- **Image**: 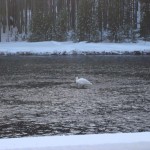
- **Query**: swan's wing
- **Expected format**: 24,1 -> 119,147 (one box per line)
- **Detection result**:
78,78 -> 92,84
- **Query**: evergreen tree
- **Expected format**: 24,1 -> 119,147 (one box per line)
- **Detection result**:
0,0 -> 2,42
54,8 -> 68,41
108,0 -> 123,42
140,0 -> 150,40
97,0 -> 104,41
77,0 -> 99,42
77,0 -> 89,41
28,11 -> 52,42
89,0 -> 100,42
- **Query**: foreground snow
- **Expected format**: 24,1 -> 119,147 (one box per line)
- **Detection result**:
0,132 -> 150,150
0,41 -> 150,55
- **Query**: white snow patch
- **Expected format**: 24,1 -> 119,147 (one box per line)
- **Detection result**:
0,132 -> 150,150
0,41 -> 150,55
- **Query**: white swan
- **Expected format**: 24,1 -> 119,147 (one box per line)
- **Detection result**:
75,77 -> 92,88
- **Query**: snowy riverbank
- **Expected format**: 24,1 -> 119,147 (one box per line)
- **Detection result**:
0,132 -> 150,150
0,41 -> 150,55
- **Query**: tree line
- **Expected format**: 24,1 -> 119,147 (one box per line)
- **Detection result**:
0,0 -> 150,42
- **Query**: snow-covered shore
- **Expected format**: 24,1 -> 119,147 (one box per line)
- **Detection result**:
0,41 -> 150,55
0,132 -> 150,150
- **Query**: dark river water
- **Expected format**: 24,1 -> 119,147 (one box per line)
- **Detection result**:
0,55 -> 150,138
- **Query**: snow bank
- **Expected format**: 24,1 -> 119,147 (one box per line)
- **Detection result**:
0,132 -> 150,150
0,41 -> 150,55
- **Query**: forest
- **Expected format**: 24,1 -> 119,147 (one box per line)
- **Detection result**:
0,0 -> 150,42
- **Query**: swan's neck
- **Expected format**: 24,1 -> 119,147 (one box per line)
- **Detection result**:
75,77 -> 78,81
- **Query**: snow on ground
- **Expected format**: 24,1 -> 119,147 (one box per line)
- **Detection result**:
0,41 -> 150,55
0,132 -> 150,150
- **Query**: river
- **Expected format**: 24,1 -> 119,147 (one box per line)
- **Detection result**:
0,55 -> 150,138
